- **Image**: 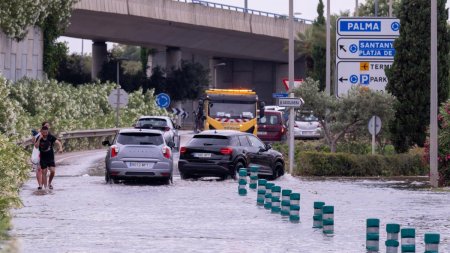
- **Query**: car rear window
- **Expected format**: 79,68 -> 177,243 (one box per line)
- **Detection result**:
258,115 -> 280,125
117,132 -> 164,145
137,118 -> 167,127
188,135 -> 231,146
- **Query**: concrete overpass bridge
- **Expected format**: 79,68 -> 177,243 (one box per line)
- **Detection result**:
65,0 -> 311,104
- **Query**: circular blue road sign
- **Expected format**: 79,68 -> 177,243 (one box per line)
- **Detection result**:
156,93 -> 171,108
350,75 -> 358,84
391,22 -> 400,31
349,44 -> 358,53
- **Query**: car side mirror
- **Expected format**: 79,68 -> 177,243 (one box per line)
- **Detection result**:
266,143 -> 272,150
168,141 -> 176,149
102,140 -> 111,146
176,125 -> 181,130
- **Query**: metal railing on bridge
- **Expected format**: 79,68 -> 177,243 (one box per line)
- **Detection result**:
174,0 -> 313,24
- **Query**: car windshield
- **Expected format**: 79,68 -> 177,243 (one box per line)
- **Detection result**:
296,113 -> 318,122
117,132 -> 164,145
209,101 -> 255,119
137,118 -> 167,127
258,115 -> 280,125
188,135 -> 230,146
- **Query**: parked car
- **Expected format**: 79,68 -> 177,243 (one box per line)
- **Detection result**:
294,111 -> 323,139
134,116 -> 179,149
102,128 -> 174,184
178,130 -> 285,180
257,110 -> 287,142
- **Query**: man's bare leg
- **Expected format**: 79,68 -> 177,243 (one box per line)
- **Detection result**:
36,166 -> 43,189
41,168 -> 48,189
48,167 -> 55,189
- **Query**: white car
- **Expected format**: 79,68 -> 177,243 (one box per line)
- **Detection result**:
135,116 -> 180,149
294,112 -> 323,139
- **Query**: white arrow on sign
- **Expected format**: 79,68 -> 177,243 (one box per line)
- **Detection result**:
337,61 -> 393,96
337,38 -> 396,60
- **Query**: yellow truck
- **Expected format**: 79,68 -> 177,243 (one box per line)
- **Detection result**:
194,89 -> 265,135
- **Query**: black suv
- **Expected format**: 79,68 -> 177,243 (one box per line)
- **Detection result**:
178,130 -> 285,180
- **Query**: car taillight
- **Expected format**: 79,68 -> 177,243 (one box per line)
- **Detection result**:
111,145 -> 119,158
220,147 -> 233,155
281,126 -> 286,134
162,146 -> 171,159
180,146 -> 187,154
164,126 -> 170,132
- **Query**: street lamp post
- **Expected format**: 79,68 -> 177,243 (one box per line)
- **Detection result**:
430,0 -> 438,187
214,63 -> 226,89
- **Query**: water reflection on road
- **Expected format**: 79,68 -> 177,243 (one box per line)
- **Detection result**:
11,151 -> 450,253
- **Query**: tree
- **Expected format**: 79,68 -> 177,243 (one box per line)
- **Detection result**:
293,78 -> 396,152
310,0 -> 326,91
386,0 -> 450,153
358,0 -> 401,17
296,11 -> 348,94
164,61 -> 210,101
57,53 -> 92,85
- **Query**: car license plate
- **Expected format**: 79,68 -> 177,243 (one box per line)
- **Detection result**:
259,131 -> 267,135
127,162 -> 154,168
301,131 -> 314,135
193,153 -> 211,158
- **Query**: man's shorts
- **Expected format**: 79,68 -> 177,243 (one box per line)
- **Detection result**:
40,158 -> 55,169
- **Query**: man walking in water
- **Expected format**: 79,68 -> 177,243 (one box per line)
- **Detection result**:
34,125 -> 63,190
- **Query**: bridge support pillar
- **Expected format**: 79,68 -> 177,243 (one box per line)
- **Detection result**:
166,47 -> 181,70
91,41 -> 107,81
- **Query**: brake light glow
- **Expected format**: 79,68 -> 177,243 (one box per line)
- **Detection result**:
164,126 -> 170,132
162,146 -> 171,159
180,147 -> 187,154
111,145 -> 119,158
220,147 -> 233,155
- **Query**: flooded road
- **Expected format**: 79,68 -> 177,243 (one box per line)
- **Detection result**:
11,134 -> 450,252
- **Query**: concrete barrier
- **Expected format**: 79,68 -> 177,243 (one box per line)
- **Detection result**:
424,233 -> 440,253
270,186 -> 281,213
366,218 -> 380,252
249,165 -> 259,189
400,228 -> 415,252
238,168 -> 247,196
289,193 -> 300,222
386,223 -> 400,253
256,179 -> 267,206
313,201 -> 325,228
322,205 -> 334,234
264,183 -> 274,209
280,189 -> 292,217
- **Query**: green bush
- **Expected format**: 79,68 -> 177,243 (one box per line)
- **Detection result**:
0,134 -> 29,239
295,151 -> 427,177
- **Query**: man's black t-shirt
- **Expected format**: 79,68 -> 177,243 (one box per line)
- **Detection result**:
38,134 -> 57,158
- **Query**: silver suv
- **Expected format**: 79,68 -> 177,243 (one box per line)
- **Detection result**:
102,129 -> 174,184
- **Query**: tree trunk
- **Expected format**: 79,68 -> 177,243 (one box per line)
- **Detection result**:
330,141 -> 337,153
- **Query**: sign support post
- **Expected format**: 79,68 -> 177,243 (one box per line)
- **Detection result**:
372,117 -> 376,155
288,0 -> 295,175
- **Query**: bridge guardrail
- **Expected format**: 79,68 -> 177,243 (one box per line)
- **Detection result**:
18,128 -> 120,147
174,0 -> 313,24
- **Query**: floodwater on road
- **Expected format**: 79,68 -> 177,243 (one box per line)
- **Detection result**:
11,150 -> 450,253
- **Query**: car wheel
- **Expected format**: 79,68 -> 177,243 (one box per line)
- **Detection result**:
180,173 -> 190,180
233,161 -> 245,180
270,162 -> 284,180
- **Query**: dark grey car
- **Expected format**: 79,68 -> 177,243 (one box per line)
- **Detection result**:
102,129 -> 174,184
